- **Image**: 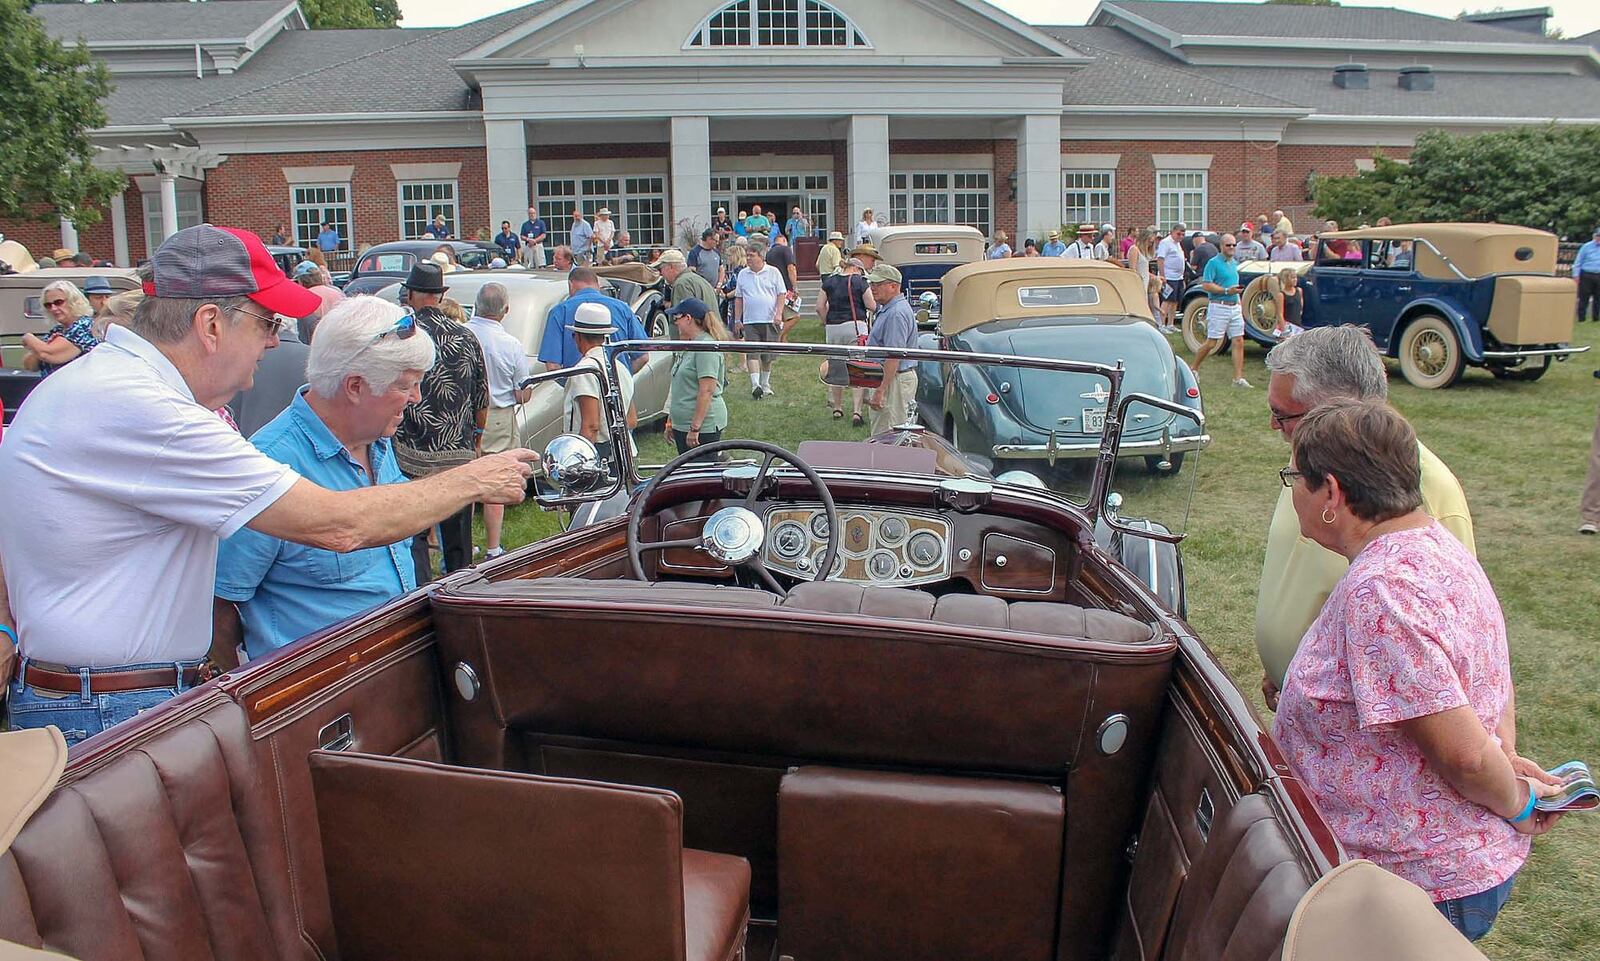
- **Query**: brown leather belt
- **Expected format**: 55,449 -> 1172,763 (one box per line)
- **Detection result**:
22,661 -> 209,695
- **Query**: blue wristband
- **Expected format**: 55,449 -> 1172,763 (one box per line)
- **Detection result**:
1508,779 -> 1537,823
0,624 -> 16,646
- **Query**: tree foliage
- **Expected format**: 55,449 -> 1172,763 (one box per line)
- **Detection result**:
0,0 -> 124,226
1311,125 -> 1600,240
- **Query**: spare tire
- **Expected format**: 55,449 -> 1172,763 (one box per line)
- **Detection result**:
1241,275 -> 1280,338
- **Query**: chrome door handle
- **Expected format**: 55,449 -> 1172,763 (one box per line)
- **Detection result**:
318,713 -> 354,751
1396,285 -> 1411,292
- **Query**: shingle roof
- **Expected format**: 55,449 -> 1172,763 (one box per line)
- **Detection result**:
1043,25 -> 1300,110
1099,0 -> 1561,44
1193,65 -> 1600,119
38,0 -> 295,44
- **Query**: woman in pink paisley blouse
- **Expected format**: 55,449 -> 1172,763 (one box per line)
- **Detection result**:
1272,399 -> 1565,942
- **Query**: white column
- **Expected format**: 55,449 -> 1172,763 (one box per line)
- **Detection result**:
109,190 -> 131,267
59,216 -> 79,254
158,172 -> 180,241
847,114 -> 890,229
485,118 -> 529,228
669,115 -> 711,248
1015,113 -> 1063,243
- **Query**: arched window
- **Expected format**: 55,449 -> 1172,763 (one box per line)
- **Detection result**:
685,0 -> 870,49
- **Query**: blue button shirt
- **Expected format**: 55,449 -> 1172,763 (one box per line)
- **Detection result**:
316,229 -> 340,252
537,287 -> 647,370
1041,240 -> 1066,257
570,219 -> 595,257
215,389 -> 415,659
1574,239 -> 1600,279
1202,254 -> 1241,304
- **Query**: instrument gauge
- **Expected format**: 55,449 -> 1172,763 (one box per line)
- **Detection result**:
772,521 -> 809,560
878,515 -> 909,546
907,531 -> 944,570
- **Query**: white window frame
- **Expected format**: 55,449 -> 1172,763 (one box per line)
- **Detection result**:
291,183 -> 353,252
141,187 -> 204,256
536,174 -> 668,248
1156,170 -> 1207,233
1063,170 -> 1115,230
889,170 -> 991,237
396,180 -> 459,239
683,0 -> 871,50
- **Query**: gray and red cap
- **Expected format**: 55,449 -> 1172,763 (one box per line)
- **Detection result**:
145,224 -> 322,319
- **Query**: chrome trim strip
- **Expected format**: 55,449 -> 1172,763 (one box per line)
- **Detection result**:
1480,345 -> 1590,359
992,434 -> 1212,460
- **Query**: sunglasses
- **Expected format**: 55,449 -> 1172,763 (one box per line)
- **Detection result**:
364,311 -> 418,347
43,299 -> 67,309
1222,244 -> 1237,249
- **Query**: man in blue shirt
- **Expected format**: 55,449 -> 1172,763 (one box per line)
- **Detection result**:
316,222 -> 341,253
538,266 -> 647,372
494,220 -> 521,261
569,209 -> 595,264
783,205 -> 811,242
864,263 -> 920,434
1574,226 -> 1600,323
1041,230 -> 1066,257
520,205 -> 548,268
1190,233 -> 1251,388
213,297 -> 438,663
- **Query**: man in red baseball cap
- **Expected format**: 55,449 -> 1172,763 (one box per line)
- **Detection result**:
0,224 -> 539,744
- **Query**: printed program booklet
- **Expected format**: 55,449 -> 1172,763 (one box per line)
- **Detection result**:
1536,761 -> 1597,813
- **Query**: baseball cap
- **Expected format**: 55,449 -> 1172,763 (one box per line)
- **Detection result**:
293,260 -> 320,279
147,224 -> 320,318
668,298 -> 709,320
651,248 -> 687,268
1239,222 -> 1254,233
866,263 -> 902,285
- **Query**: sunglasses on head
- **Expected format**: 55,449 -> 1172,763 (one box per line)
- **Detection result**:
366,311 -> 417,346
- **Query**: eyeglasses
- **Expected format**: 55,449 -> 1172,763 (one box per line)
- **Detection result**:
1278,467 -> 1306,488
232,304 -> 288,336
1221,244 -> 1237,249
1270,408 -> 1307,429
43,299 -> 67,309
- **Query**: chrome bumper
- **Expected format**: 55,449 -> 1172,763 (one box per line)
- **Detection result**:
992,433 -> 1212,461
1479,345 -> 1591,360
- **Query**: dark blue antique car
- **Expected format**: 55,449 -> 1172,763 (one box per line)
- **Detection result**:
917,258 -> 1208,476
1180,223 -> 1585,388
340,240 -> 502,296
867,225 -> 984,325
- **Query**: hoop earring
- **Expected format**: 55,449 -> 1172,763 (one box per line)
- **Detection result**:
1320,507 -> 1336,525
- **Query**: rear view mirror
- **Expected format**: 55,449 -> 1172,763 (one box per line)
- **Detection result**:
1103,394 -> 1207,543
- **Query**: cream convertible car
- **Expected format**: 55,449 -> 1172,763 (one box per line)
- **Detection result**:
377,266 -> 673,452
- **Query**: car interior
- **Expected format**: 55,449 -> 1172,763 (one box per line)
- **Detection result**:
0,431 -> 1332,961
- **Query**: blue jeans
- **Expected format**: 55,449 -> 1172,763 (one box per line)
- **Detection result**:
4,656 -> 202,746
1436,873 -> 1516,942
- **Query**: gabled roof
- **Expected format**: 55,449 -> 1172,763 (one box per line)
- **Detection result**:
1043,25 -> 1299,110
37,0 -> 304,44
1092,0 -> 1556,44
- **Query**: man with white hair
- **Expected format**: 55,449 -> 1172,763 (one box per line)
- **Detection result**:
212,296 -> 441,664
465,283 -> 533,561
0,226 -> 535,742
1256,325 -> 1475,710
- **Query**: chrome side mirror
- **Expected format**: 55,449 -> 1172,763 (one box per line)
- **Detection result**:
541,433 -> 606,495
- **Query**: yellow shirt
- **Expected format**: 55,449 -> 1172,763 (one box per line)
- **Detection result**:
1277,216 -> 1295,237
1255,441 -> 1475,687
816,242 -> 843,277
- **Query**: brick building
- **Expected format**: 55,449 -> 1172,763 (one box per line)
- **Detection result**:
13,0 -> 1600,264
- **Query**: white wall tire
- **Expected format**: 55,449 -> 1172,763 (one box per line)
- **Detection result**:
1181,298 -> 1209,354
1397,314 -> 1465,389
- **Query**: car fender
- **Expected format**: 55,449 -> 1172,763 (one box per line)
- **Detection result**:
1093,516 -> 1186,617
946,364 -> 1019,444
1173,359 -> 1202,411
915,332 -> 947,424
1391,298 -> 1484,361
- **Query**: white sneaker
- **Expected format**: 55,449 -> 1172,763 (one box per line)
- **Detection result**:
1581,522 -> 1598,535
762,386 -> 776,397
1233,377 -> 1253,388
485,547 -> 506,560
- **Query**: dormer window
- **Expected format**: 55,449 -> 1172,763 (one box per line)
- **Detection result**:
685,0 -> 870,49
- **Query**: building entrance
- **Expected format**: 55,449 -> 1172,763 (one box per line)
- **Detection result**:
738,195 -> 799,237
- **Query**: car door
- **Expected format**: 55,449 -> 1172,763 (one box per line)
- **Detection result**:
1304,242 -> 1364,327
1354,240 -> 1416,349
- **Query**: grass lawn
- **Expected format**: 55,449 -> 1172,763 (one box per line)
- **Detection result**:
479,319 -> 1600,955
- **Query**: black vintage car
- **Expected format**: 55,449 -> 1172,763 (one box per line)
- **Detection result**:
339,240 -> 502,296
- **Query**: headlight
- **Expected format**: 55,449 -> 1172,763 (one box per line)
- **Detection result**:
918,291 -> 940,310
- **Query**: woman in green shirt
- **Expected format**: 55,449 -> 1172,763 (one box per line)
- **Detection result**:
664,298 -> 729,454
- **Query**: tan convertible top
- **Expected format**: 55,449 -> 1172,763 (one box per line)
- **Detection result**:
1320,222 -> 1558,279
938,258 -> 1151,334
591,262 -> 661,286
868,225 -> 985,264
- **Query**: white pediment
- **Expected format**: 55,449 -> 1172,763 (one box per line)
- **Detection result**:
461,0 -> 1082,63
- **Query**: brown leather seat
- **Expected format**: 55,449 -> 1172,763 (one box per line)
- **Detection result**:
0,693 -> 310,961
311,750 -> 749,961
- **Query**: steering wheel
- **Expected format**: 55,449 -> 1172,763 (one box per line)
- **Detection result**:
627,439 -> 839,597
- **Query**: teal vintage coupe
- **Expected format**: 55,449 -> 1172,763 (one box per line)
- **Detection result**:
917,258 -> 1209,477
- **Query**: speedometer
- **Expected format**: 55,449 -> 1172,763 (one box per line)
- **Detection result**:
772,521 -> 809,560
907,531 -> 944,570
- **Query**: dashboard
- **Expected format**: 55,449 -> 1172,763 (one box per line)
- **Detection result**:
764,505 -> 952,586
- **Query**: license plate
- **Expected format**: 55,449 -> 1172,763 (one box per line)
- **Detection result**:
1082,407 -> 1106,432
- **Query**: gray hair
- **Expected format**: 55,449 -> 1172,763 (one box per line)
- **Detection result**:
1264,324 -> 1388,403
474,282 -> 509,319
41,281 -> 92,320
131,295 -> 254,345
306,295 -> 436,398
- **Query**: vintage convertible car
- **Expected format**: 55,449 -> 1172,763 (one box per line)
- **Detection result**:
374,268 -> 671,453
866,224 -> 985,323
341,240 -> 503,296
917,258 -> 1207,477
0,339 -> 1494,961
1178,223 -> 1586,389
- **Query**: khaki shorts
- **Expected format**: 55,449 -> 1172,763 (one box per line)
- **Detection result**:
481,405 -> 519,454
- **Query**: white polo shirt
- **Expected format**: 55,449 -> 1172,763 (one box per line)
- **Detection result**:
0,325 -> 299,667
466,314 -> 532,409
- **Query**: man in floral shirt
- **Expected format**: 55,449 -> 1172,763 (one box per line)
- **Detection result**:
393,261 -> 488,582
